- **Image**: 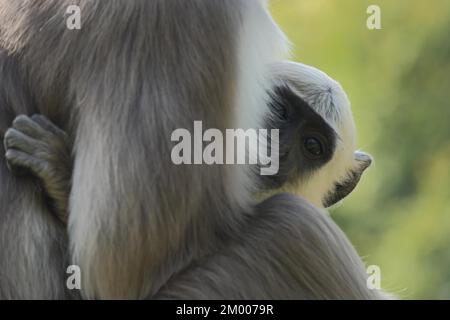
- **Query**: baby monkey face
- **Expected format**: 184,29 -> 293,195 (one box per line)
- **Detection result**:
263,62 -> 372,208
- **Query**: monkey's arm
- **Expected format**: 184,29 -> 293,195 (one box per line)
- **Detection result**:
4,114 -> 71,224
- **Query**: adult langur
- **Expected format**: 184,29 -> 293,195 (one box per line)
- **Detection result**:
3,54 -> 385,299
0,0 -> 390,299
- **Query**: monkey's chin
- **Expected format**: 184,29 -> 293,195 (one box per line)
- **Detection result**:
324,199 -> 345,210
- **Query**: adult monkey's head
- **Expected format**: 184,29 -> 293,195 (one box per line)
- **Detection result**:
260,61 -> 372,208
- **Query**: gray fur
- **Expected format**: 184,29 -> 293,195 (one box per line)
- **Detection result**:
4,114 -> 72,223
157,193 -> 382,299
3,121 -> 386,299
0,0 -> 386,299
1,0 -> 244,299
0,49 -> 73,299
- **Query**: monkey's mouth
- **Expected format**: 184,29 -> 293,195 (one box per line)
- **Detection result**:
322,152 -> 372,208
323,170 -> 364,208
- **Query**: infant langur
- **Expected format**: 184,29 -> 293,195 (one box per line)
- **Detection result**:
4,61 -> 372,224
259,61 -> 372,209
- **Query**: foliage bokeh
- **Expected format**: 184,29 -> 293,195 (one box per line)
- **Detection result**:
271,0 -> 450,299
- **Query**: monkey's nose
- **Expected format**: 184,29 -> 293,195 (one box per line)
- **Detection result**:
354,151 -> 373,171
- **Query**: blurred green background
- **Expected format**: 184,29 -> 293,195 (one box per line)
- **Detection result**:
271,0 -> 450,299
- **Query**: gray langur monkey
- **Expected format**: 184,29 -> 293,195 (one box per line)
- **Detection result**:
3,59 -> 385,299
0,0 -> 288,299
0,0 -> 387,299
260,61 -> 373,208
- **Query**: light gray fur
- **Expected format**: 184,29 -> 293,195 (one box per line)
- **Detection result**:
0,0 -> 246,299
157,193 -> 381,299
3,111 -> 387,300
0,0 -> 387,299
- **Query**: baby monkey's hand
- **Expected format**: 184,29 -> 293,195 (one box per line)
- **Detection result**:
4,114 -> 72,224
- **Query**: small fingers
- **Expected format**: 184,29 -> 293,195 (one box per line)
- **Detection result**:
12,114 -> 50,139
31,114 -> 68,140
4,127 -> 46,155
5,149 -> 47,177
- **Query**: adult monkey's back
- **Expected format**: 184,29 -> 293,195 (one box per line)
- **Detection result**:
0,1 -> 288,298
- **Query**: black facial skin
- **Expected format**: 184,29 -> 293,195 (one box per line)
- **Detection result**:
260,85 -> 337,191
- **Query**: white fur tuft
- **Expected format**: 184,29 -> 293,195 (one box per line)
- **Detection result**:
227,0 -> 290,209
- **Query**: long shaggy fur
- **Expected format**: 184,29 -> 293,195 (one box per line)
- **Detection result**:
0,0 -> 289,299
0,0 -> 386,299
157,193 -> 382,299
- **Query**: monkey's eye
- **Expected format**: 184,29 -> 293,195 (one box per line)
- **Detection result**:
303,136 -> 325,158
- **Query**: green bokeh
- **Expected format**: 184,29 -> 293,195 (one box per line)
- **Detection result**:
271,0 -> 450,299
